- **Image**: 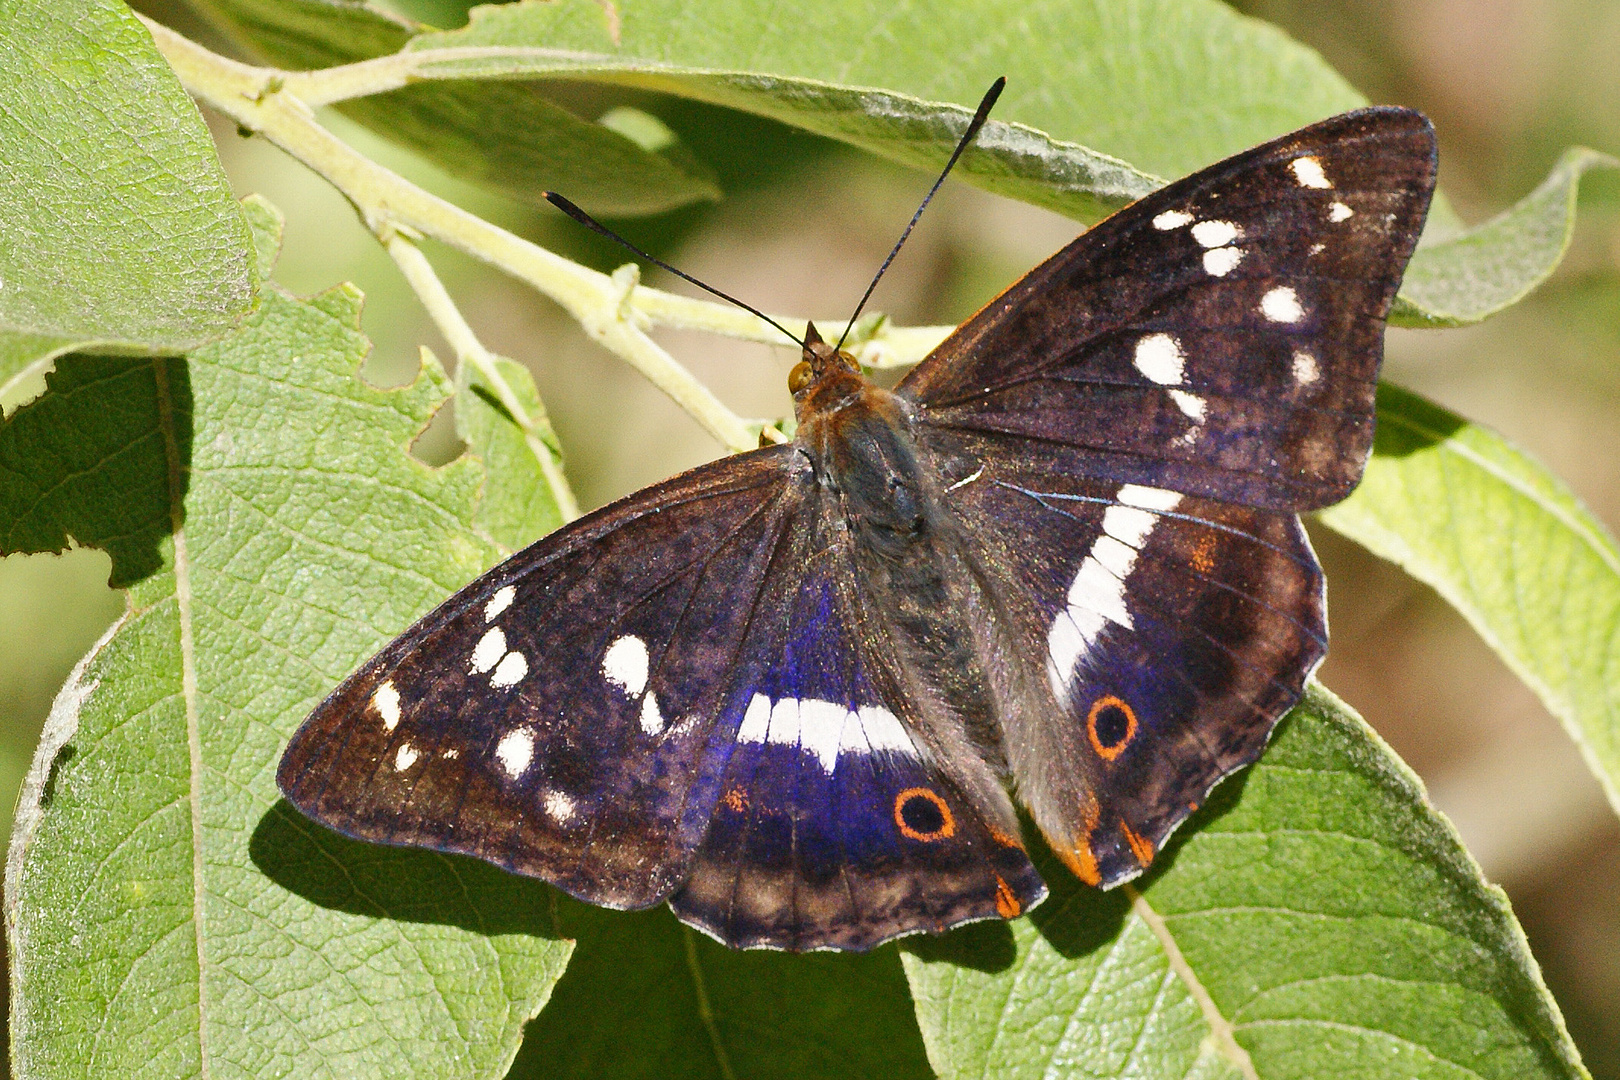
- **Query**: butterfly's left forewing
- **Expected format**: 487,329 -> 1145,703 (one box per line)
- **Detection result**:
279,446 -> 805,909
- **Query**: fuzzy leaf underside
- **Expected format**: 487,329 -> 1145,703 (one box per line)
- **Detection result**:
0,0 -> 254,355
903,685 -> 1586,1080
1322,383 -> 1620,821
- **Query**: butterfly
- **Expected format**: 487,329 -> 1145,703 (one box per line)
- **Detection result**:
278,103 -> 1437,952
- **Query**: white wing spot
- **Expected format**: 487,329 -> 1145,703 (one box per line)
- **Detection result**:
491,651 -> 528,688
640,693 -> 667,736
441,748 -> 460,760
852,706 -> 915,756
1152,209 -> 1193,230
795,699 -> 847,774
1169,388 -> 1207,422
1046,485 -> 1183,696
1328,201 -> 1354,222
1202,247 -> 1243,277
470,627 -> 506,674
738,693 -> 772,743
1290,155 -> 1333,188
495,728 -> 535,778
736,694 -> 918,774
1261,286 -> 1305,323
393,743 -> 420,772
371,681 -> 401,731
1133,333 -> 1184,385
1309,242 -> 1326,255
1292,350 -> 1321,384
545,789 -> 576,822
946,465 -> 985,493
602,635 -> 649,697
1119,484 -> 1184,512
484,586 -> 516,622
1190,220 -> 1240,248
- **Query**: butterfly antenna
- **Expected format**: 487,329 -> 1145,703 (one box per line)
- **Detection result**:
834,76 -> 1006,353
542,192 -> 806,349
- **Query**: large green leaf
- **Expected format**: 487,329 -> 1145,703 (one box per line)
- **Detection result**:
903,685 -> 1586,1080
0,0 -> 254,356
401,0 -> 1356,222
176,0 -> 1608,326
1320,383 -> 1620,817
4,277 -> 570,1077
456,354 -> 568,552
508,902 -> 934,1079
189,0 -> 722,215
1394,148 -> 1619,326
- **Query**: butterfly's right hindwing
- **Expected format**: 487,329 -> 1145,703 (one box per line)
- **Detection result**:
278,446 -> 802,910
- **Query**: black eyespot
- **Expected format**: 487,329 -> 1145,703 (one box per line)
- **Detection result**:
894,788 -> 956,841
1086,695 -> 1138,761
1093,704 -> 1130,748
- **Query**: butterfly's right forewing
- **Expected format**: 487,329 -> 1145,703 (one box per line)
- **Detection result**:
902,108 -> 1437,512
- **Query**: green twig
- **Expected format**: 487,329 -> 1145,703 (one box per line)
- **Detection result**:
141,17 -> 952,458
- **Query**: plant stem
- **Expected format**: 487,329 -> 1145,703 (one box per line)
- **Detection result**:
383,230 -> 581,522
141,17 -> 953,456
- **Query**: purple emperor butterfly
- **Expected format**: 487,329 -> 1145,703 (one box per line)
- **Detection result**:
279,99 -> 1436,951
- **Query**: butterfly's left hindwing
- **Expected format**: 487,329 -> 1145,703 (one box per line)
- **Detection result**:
669,501 -> 1045,951
279,446 -> 803,910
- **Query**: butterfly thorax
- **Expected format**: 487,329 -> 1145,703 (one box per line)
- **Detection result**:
790,329 -> 1017,796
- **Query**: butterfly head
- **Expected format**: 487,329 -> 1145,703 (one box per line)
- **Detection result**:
789,321 -> 866,421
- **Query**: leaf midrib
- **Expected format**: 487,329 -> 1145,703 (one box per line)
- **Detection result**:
155,354 -> 213,1080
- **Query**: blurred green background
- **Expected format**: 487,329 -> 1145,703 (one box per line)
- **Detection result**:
3,0 -> 1617,1073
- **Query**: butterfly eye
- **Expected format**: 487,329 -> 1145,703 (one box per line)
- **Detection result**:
788,360 -> 814,393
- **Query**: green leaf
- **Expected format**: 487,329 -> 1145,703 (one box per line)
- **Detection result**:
190,0 -> 723,215
1393,148 -> 1620,326
239,193 -> 287,285
1321,382 -> 1620,818
4,283 -> 570,1078
0,355 -> 189,588
903,685 -> 1586,1080
401,0 -> 1573,322
508,902 -> 934,1079
456,355 -> 567,553
0,0 -> 255,354
411,0 -> 1365,189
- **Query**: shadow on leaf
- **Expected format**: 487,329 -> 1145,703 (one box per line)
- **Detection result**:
511,899 -> 934,1080
1370,382 -> 1467,459
0,355 -> 191,587
251,799 -> 564,939
900,914 -> 1019,971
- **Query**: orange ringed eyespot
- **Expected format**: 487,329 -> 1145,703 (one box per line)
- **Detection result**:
894,787 -> 956,842
1086,695 -> 1137,761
